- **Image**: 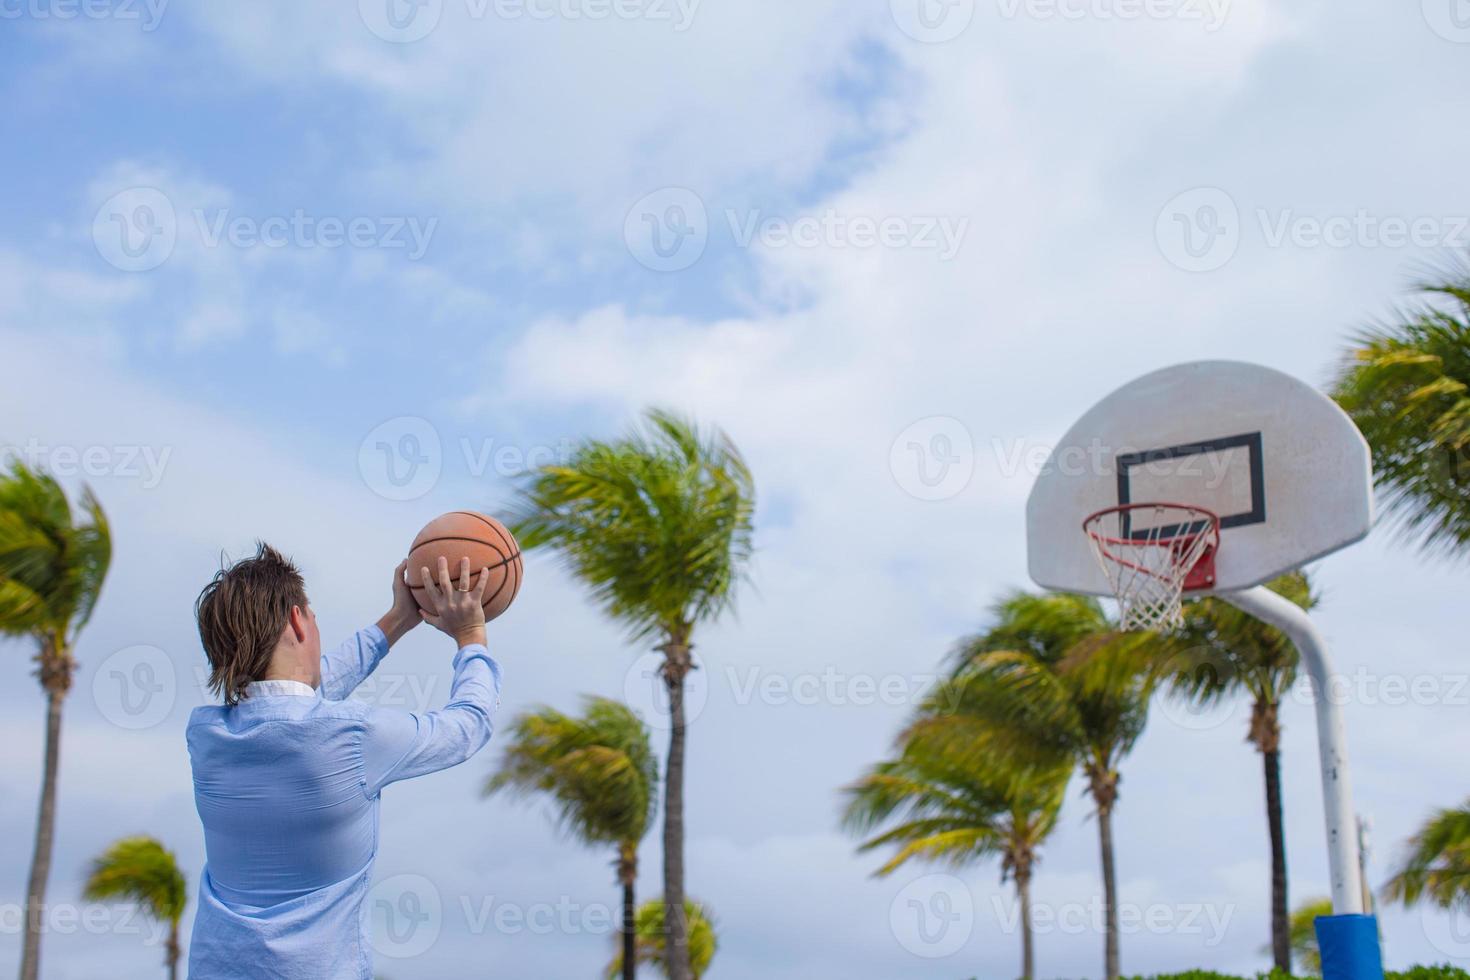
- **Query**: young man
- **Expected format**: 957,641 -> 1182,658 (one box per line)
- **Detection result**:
186,543 -> 502,978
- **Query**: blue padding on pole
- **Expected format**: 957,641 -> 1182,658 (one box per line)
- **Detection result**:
1316,914 -> 1384,980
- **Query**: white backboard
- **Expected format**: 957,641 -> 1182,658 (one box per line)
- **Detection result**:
1026,360 -> 1373,596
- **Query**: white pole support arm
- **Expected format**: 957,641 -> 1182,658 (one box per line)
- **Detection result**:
1220,585 -> 1365,915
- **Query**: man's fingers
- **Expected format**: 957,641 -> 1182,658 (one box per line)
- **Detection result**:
437,556 -> 455,596
419,609 -> 443,628
475,567 -> 492,601
457,557 -> 471,593
420,565 -> 443,610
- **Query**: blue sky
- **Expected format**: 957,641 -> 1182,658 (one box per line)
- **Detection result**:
3,1 -> 1470,977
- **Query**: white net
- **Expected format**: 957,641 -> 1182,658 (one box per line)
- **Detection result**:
1083,504 -> 1218,632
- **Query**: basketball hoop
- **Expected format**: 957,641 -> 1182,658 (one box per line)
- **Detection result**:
1082,503 -> 1219,632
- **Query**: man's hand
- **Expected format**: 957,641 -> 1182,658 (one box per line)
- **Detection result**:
419,556 -> 490,649
376,559 -> 421,647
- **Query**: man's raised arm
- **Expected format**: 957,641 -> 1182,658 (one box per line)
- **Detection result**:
320,560 -> 420,700
359,556 -> 502,793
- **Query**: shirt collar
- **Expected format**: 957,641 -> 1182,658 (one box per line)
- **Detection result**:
245,679 -> 318,699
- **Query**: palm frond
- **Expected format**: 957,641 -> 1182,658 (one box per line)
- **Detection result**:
606,899 -> 718,980
842,715 -> 1070,881
1167,572 -> 1316,706
506,409 -> 755,641
1333,257 -> 1470,558
0,461 -> 112,644
486,697 -> 658,848
1384,798 -> 1470,910
82,836 -> 186,926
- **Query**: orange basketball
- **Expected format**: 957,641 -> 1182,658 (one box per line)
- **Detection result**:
407,511 -> 523,622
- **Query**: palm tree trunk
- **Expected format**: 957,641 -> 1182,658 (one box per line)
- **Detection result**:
619,845 -> 638,980
622,878 -> 637,980
167,921 -> 181,980
1097,801 -> 1120,980
1257,702 -> 1290,972
660,637 -> 693,980
20,680 -> 66,980
1015,870 -> 1035,980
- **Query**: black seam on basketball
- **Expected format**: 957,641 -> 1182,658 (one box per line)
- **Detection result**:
506,553 -> 522,603
480,547 -> 515,607
411,534 -> 512,557
447,511 -> 519,557
408,551 -> 521,589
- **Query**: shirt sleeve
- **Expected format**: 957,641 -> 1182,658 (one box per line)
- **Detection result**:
361,644 -> 502,796
319,626 -> 390,702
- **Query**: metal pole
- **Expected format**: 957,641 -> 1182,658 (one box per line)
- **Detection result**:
1220,585 -> 1365,915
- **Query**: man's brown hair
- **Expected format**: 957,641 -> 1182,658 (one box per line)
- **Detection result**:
195,543 -> 309,706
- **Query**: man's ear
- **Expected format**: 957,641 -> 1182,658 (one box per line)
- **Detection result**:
288,605 -> 310,643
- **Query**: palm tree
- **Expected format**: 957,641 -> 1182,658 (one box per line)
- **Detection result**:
841,736 -> 1069,979
0,462 -> 112,980
1284,896 -> 1333,975
507,409 -> 755,980
82,836 -> 187,980
911,591 -> 1159,980
1384,798 -> 1470,912
1332,257 -> 1470,557
605,899 -> 717,980
485,697 -> 658,980
1172,572 -> 1316,972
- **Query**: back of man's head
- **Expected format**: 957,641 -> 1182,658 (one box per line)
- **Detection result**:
195,543 -> 309,706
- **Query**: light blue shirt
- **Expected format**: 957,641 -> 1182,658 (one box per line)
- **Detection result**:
186,626 -> 502,979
